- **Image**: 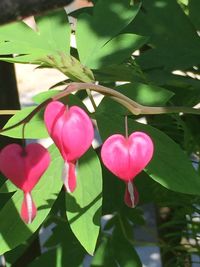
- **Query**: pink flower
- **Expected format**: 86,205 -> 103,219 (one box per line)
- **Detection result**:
44,101 -> 94,192
101,132 -> 154,207
0,143 -> 50,223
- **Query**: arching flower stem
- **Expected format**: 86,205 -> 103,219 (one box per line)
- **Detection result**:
1,82 -> 200,133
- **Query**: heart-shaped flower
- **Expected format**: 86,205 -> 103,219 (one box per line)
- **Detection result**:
0,143 -> 50,223
101,132 -> 154,207
44,101 -> 94,192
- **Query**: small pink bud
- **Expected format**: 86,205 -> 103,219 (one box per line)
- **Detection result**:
0,143 -> 50,223
44,101 -> 94,192
101,132 -> 154,207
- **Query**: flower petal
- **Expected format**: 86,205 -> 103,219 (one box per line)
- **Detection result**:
21,192 -> 37,224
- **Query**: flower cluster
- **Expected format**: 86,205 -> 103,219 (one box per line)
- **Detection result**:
0,101 -> 154,223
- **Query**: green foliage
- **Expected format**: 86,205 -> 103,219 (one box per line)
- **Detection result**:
131,0 -> 200,70
0,10 -> 71,63
66,148 -> 102,255
0,106 -> 49,139
76,0 -> 142,68
0,0 -> 200,266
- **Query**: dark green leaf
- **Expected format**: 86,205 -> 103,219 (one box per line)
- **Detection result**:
112,219 -> 142,267
189,0 -> 200,30
91,237 -> 117,267
130,0 -> 200,70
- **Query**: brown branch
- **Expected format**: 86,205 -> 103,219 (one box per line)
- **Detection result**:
1,82 -> 200,135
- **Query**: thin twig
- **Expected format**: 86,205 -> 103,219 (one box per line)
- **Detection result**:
125,115 -> 128,138
0,110 -> 19,115
1,82 -> 200,134
86,89 -> 97,111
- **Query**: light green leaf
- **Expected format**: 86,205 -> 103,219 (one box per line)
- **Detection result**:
66,148 -> 102,255
35,11 -> 71,53
96,113 -> 200,195
32,90 -> 61,104
0,145 -> 63,254
0,9 -> 94,82
0,179 -> 17,193
0,9 -> 70,63
0,106 -> 49,139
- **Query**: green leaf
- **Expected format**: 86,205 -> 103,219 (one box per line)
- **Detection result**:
0,180 -> 18,193
84,33 -> 147,69
115,82 -> 173,106
189,0 -> 200,30
0,10 -> 94,83
28,248 -> 62,267
31,219 -> 85,267
91,238 -> 117,267
35,11 -> 71,53
0,145 -> 63,254
76,0 -> 141,68
93,64 -> 141,82
32,90 -> 60,104
112,221 -> 142,267
66,148 -> 102,255
131,0 -> 200,70
0,9 -> 70,63
0,106 -> 49,139
96,113 -> 200,195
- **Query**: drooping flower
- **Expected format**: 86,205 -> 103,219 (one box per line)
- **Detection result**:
44,101 -> 94,192
0,143 -> 50,223
101,132 -> 154,208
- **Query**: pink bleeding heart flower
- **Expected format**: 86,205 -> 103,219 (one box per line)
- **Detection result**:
101,132 -> 154,208
44,101 -> 94,193
0,143 -> 50,223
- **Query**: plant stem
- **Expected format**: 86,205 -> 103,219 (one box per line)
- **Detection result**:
125,115 -> 128,138
0,110 -> 19,115
86,89 -> 97,111
1,82 -> 200,134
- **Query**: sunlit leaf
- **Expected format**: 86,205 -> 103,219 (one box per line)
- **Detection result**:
66,148 -> 102,255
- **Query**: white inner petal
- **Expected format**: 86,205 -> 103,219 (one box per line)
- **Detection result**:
26,192 -> 33,224
127,181 -> 135,208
